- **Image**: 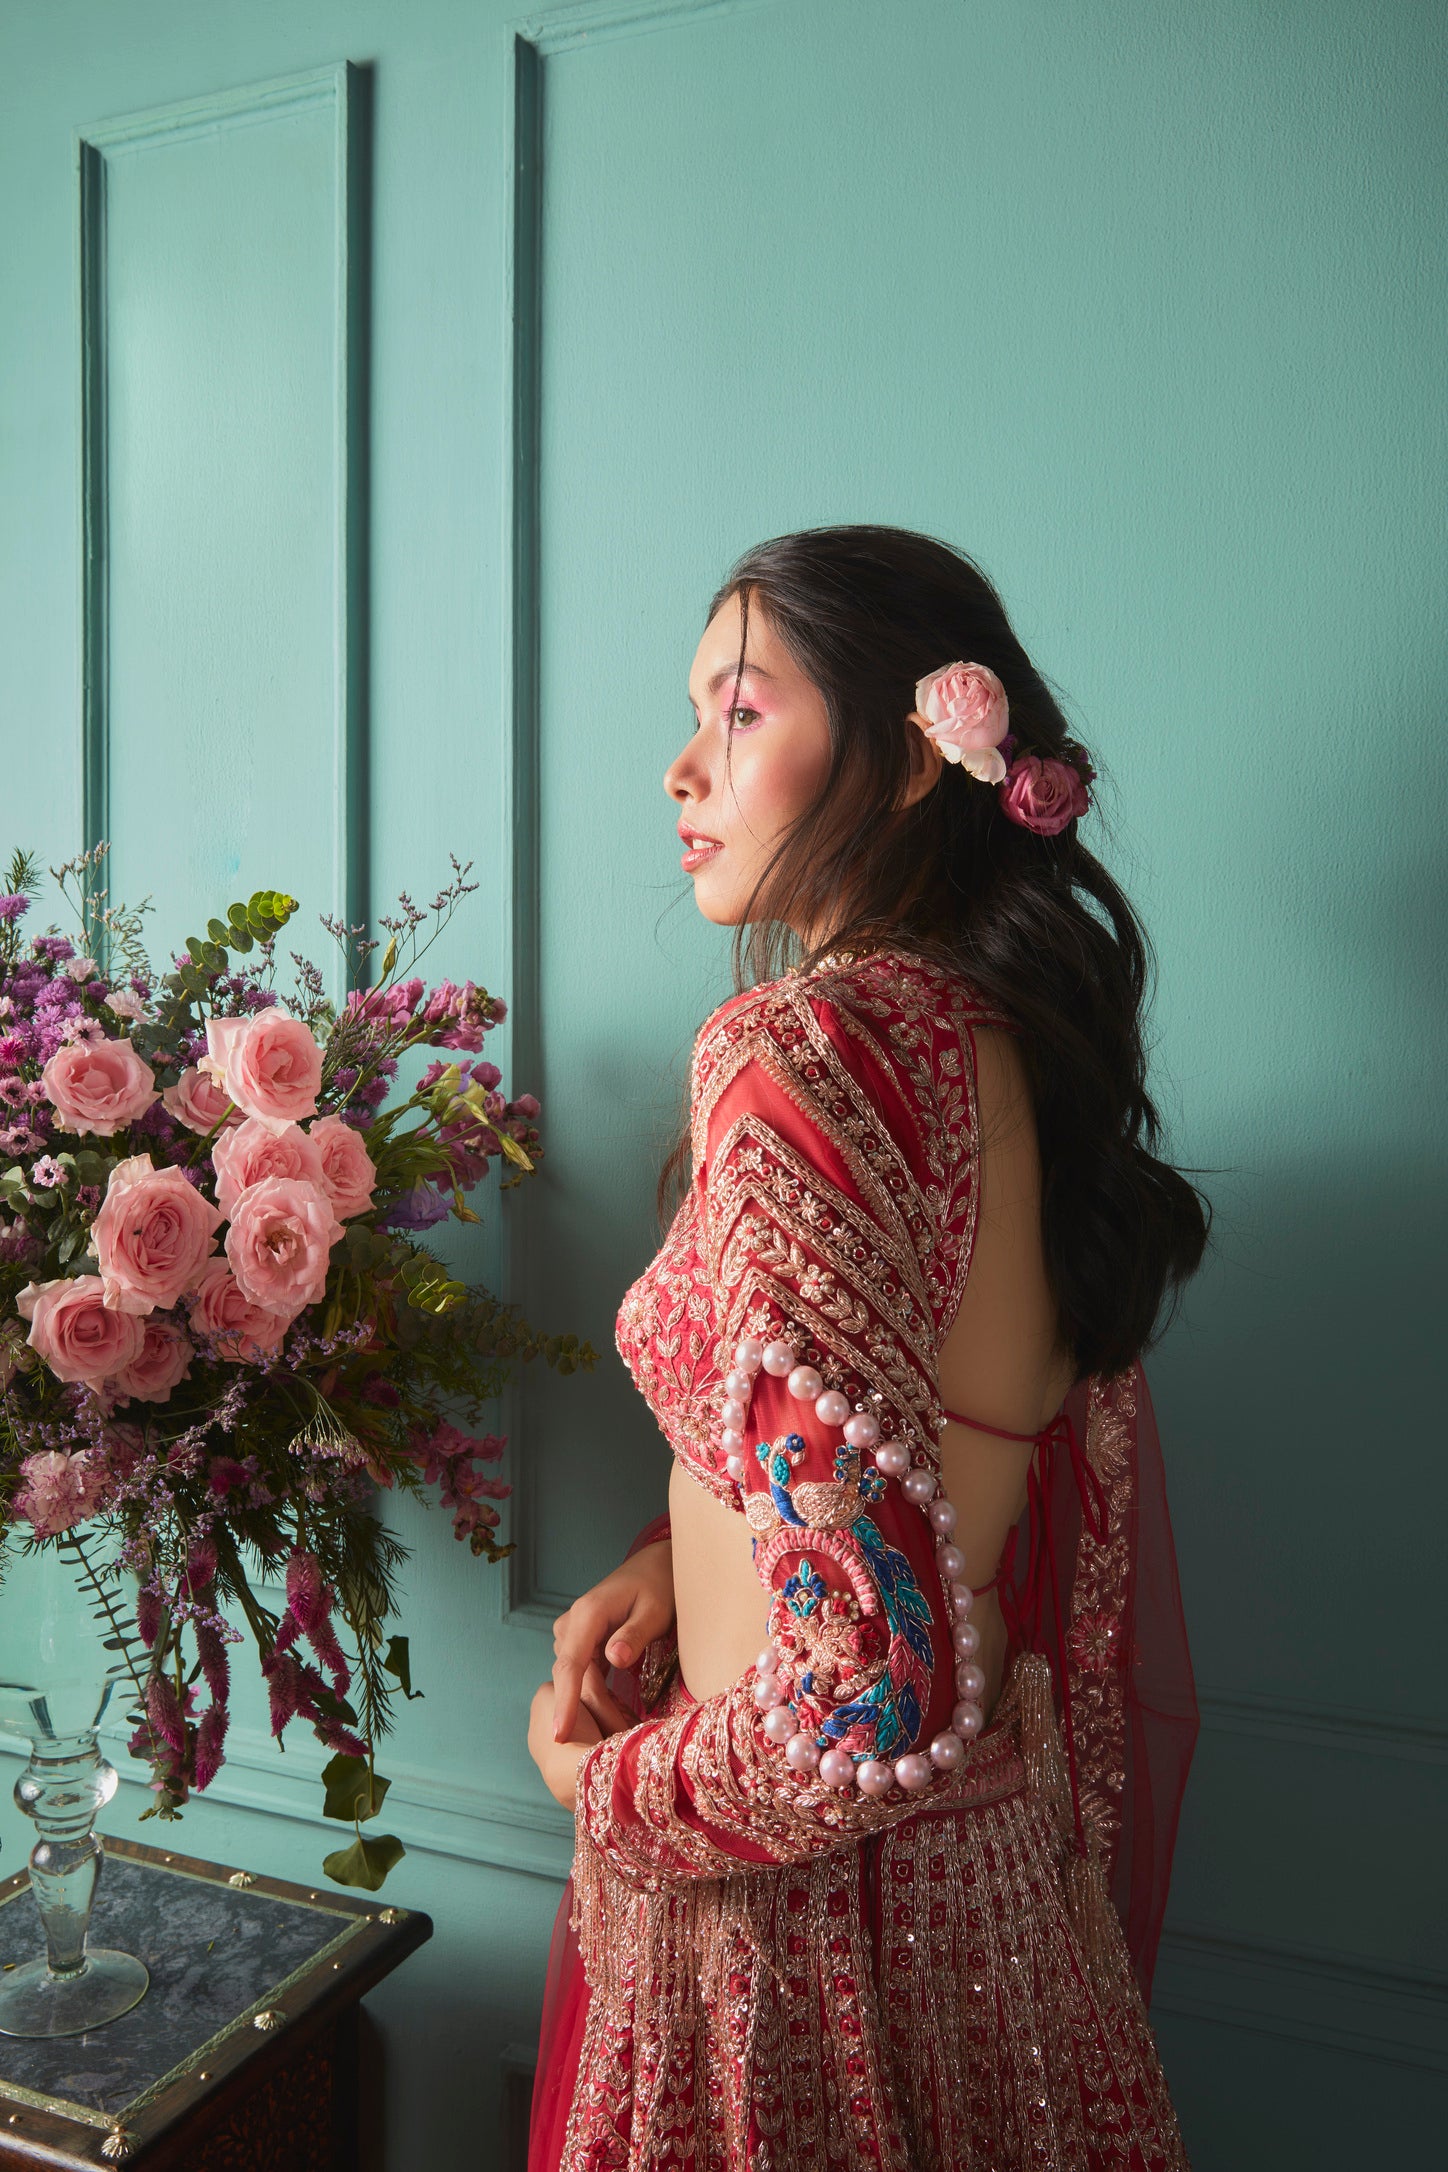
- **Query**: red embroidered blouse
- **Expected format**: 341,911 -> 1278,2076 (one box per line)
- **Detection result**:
580,944 -> 1017,1882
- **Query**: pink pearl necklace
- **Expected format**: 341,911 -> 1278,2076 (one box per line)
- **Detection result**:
721,1333 -> 985,1796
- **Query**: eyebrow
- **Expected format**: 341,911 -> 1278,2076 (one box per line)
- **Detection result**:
690,661 -> 776,707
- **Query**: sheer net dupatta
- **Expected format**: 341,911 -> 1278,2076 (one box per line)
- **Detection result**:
527,1510 -> 677,2172
1004,1362 -> 1199,2005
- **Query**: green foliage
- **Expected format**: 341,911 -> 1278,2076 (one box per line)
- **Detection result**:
323,1830 -> 406,1892
321,1751 -> 391,1823
383,1635 -> 423,1700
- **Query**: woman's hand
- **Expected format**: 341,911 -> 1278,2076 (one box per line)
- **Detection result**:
550,1536 -> 676,1741
528,1679 -> 599,1812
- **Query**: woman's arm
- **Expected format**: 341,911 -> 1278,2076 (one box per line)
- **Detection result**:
574,984 -> 987,1888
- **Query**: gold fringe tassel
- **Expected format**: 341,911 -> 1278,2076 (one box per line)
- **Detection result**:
1013,1650 -> 1141,2007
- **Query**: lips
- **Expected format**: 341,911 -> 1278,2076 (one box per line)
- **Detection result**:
678,821 -> 723,873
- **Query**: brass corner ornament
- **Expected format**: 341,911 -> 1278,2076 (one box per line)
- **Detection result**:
226,1870 -> 255,1888
377,1906 -> 405,1925
252,2008 -> 286,2033
101,2130 -> 136,2162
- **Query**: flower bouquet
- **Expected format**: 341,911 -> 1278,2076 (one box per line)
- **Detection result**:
0,847 -> 593,1892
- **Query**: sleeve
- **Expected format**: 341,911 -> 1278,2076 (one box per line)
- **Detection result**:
574,988 -> 991,1889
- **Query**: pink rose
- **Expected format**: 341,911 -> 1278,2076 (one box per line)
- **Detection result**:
911,661 -> 1011,784
162,1065 -> 236,1136
17,1275 -> 146,1385
308,1114 -> 377,1220
202,1008 -> 323,1134
93,1154 -> 224,1313
13,1449 -> 109,1536
224,1176 -> 343,1317
211,1115 -> 324,1220
110,1314 -> 193,1404
998,754 -> 1090,836
40,1036 -> 158,1136
187,1257 -> 290,1361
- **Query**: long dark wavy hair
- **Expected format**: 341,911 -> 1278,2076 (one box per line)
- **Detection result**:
659,523 -> 1210,1381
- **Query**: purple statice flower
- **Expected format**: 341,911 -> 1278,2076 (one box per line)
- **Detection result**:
0,894 -> 30,921
0,1217 -> 35,1264
377,1183 -> 451,1232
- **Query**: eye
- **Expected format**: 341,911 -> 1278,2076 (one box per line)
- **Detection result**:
728,705 -> 761,732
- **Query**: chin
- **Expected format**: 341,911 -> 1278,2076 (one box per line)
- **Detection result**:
690,871 -> 748,927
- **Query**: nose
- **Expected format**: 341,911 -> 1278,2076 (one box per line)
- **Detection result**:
664,736 -> 706,805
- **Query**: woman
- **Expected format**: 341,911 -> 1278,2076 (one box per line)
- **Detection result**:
526,525 -> 1207,2170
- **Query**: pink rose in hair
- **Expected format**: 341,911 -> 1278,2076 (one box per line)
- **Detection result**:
211,1115 -> 325,1220
187,1257 -> 290,1360
999,754 -> 1090,836
224,1175 -> 343,1317
13,1448 -> 109,1536
911,661 -> 1010,785
201,1008 -> 323,1134
93,1154 -> 224,1313
110,1314 -> 194,1405
162,1064 -> 236,1136
40,1036 -> 158,1136
18,1274 -> 146,1385
307,1114 -> 377,1220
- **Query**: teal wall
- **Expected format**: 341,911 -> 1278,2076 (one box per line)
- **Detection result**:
1,1 -> 1444,2163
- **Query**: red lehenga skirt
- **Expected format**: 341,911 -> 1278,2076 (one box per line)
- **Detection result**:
529,1368 -> 1197,2171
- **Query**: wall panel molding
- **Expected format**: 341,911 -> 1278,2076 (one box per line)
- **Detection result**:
77,60 -> 369,950
1154,1924 -> 1448,2072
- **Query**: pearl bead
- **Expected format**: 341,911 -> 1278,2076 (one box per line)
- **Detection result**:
936,1542 -> 966,1581
955,1661 -> 986,1701
874,1442 -> 911,1478
734,1338 -> 764,1372
814,1388 -> 851,1427
952,1621 -> 981,1658
753,1674 -> 785,1709
894,1752 -> 933,1792
902,1468 -> 937,1506
856,1758 -> 895,1796
761,1339 -> 797,1376
787,1364 -> 824,1402
720,1427 -> 744,1454
756,1646 -> 779,1673
720,1396 -> 747,1430
724,1370 -> 754,1401
819,1747 -> 856,1790
929,1730 -> 965,1770
950,1582 -> 975,1614
843,1411 -> 880,1449
785,1731 -> 821,1771
762,1704 -> 796,1744
928,1498 -> 957,1535
952,1700 -> 985,1739
725,1453 -> 744,1481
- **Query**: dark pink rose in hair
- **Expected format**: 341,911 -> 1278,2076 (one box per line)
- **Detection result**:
999,755 -> 1090,836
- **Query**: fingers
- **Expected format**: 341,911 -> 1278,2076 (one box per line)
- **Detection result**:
578,1661 -> 638,1737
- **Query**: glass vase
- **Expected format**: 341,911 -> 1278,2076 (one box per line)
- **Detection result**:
0,1530 -> 150,2038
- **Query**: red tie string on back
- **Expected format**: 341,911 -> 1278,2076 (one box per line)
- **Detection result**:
939,1404 -> 1109,1857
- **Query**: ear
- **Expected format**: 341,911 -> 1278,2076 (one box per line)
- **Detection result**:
898,715 -> 945,811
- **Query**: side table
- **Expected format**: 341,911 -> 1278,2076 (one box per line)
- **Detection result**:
0,1836 -> 431,2169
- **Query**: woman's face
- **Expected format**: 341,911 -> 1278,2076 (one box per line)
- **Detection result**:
665,591 -> 833,931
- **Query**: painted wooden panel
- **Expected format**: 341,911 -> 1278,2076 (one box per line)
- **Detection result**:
80,66 -> 365,953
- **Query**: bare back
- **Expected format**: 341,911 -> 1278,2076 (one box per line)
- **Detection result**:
672,1026 -> 1074,1711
